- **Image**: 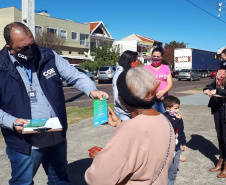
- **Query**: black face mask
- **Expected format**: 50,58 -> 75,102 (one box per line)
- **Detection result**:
14,45 -> 36,63
220,60 -> 226,69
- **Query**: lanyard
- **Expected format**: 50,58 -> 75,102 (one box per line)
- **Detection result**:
23,64 -> 33,90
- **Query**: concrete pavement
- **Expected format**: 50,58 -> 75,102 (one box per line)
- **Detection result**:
0,92 -> 226,184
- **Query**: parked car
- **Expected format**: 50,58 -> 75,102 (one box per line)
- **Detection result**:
172,71 -> 179,79
97,65 -> 116,84
75,66 -> 95,81
61,66 -> 95,87
178,69 -> 200,81
210,70 -> 217,78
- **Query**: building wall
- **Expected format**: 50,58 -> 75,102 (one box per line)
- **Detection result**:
35,14 -> 90,48
0,7 -> 21,49
113,40 -> 137,55
0,6 -> 90,58
120,34 -> 139,41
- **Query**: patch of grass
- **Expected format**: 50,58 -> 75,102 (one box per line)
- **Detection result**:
66,104 -> 114,125
193,88 -> 203,91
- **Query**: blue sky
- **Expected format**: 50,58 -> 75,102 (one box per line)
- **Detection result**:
1,0 -> 225,52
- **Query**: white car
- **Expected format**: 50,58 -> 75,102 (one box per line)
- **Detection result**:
177,69 -> 200,81
97,65 -> 116,84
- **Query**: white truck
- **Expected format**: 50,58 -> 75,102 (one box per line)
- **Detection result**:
174,48 -> 219,78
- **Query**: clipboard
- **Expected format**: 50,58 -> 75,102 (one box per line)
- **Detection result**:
22,117 -> 63,134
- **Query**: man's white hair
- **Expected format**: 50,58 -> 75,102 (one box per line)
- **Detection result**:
126,66 -> 158,100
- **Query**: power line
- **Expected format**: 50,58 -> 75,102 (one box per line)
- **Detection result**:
202,0 -> 218,9
186,0 -> 226,23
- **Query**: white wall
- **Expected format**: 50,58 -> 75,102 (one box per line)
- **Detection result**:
113,40 -> 137,55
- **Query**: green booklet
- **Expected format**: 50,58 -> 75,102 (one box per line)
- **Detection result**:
24,118 -> 48,127
93,96 -> 108,127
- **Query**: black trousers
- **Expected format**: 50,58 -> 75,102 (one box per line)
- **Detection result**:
214,105 -> 226,161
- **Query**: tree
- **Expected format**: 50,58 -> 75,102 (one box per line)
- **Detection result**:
163,41 -> 186,68
80,44 -> 120,74
35,30 -> 65,54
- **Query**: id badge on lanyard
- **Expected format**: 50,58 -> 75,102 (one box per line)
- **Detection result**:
23,65 -> 38,103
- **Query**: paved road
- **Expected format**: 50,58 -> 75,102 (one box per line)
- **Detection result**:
64,78 -> 212,108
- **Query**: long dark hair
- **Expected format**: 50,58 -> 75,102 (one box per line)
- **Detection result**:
152,46 -> 164,56
118,50 -> 138,70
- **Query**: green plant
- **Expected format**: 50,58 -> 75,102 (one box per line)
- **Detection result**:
80,44 -> 120,73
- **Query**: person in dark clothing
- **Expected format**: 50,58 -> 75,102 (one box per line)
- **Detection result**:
203,47 -> 226,178
163,95 -> 186,185
0,22 -> 109,185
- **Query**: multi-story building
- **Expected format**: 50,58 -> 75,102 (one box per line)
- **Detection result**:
114,34 -> 162,64
0,6 -> 92,64
90,21 -> 115,53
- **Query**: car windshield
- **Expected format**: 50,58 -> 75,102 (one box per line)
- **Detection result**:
180,69 -> 190,72
99,67 -> 110,71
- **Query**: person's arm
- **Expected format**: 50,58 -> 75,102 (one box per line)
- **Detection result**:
164,74 -> 173,94
53,51 -> 109,100
203,76 -> 217,97
203,75 -> 216,92
0,110 -> 29,133
0,110 -> 17,129
179,119 -> 186,146
108,107 -> 121,127
216,86 -> 226,96
85,140 -> 128,184
156,74 -> 172,99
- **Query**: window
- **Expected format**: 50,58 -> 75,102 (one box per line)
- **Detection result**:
47,27 -> 57,34
71,32 -> 77,40
80,34 -> 88,46
35,26 -> 42,35
60,30 -> 67,38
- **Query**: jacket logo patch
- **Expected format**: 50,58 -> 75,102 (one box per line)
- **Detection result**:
43,68 -> 56,79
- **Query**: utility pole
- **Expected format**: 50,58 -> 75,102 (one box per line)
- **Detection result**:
185,43 -> 190,48
22,0 -> 35,37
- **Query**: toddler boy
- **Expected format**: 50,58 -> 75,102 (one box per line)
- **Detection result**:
163,95 -> 187,185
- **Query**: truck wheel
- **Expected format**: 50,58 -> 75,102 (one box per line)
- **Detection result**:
178,78 -> 181,81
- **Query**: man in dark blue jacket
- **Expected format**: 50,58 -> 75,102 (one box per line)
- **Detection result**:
0,22 -> 109,185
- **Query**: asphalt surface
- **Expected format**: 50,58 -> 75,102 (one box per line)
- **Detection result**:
0,92 -> 226,185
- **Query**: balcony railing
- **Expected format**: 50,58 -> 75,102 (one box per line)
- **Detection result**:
80,41 -> 89,47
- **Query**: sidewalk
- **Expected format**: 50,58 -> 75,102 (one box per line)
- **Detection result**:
0,93 -> 226,184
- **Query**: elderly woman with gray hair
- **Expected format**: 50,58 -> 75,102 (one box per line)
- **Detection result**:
85,67 -> 175,185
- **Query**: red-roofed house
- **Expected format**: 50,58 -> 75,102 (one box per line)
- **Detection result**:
114,34 -> 162,64
90,21 -> 115,53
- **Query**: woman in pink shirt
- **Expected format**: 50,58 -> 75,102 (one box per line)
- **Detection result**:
145,47 -> 173,113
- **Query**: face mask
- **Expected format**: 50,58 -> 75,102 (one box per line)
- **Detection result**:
14,45 -> 35,63
220,60 -> 226,69
169,110 -> 179,117
131,61 -> 138,68
151,57 -> 162,67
